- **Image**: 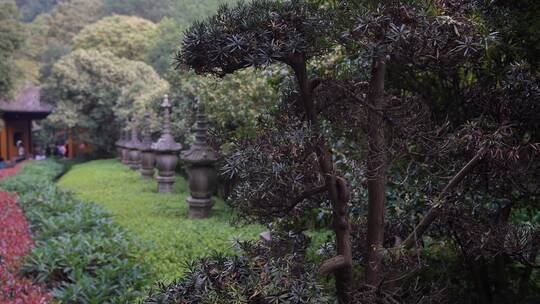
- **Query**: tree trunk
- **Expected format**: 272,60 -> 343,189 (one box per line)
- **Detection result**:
291,58 -> 353,304
493,205 -> 512,304
365,56 -> 387,288
519,247 -> 538,299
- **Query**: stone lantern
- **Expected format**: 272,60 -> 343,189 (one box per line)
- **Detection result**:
115,130 -> 124,161
126,123 -> 142,170
120,130 -> 131,165
181,104 -> 218,218
139,114 -> 155,179
152,95 -> 182,193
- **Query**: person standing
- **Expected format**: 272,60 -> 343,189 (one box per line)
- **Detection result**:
16,140 -> 26,162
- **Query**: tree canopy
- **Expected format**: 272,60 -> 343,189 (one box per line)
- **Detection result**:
43,49 -> 168,154
25,0 -> 106,60
0,0 -> 25,97
15,0 -> 58,22
178,0 -> 333,76
174,1 -> 540,303
73,15 -> 158,61
102,0 -> 236,23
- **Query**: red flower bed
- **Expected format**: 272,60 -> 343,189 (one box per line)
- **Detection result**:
0,164 -> 51,304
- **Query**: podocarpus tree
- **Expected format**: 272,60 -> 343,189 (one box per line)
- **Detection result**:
178,0 -> 539,302
178,1 -> 354,302
320,1 -> 539,300
317,1 -> 497,288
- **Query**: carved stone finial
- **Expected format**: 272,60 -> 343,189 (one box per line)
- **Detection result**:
181,104 -> 218,164
151,95 -> 182,152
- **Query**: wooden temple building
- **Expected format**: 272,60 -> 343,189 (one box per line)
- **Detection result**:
0,86 -> 52,161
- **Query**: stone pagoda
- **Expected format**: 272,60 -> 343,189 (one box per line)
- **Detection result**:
181,104 -> 218,218
139,113 -> 156,179
125,122 -> 142,170
152,95 -> 182,193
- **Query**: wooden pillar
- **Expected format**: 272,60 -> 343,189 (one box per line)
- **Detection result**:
7,122 -> 13,161
27,119 -> 33,156
68,128 -> 75,159
0,124 -> 7,161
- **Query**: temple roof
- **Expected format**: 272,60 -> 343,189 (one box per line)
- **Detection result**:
0,86 -> 53,114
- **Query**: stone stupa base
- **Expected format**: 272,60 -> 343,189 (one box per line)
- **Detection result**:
187,196 -> 214,219
156,175 -> 175,193
140,168 -> 154,179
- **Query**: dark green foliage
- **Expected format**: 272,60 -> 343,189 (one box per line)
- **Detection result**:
103,0 -> 174,22
479,0 -> 540,71
21,191 -> 115,241
475,62 -> 540,142
145,234 -> 330,304
22,229 -> 147,303
42,49 -> 167,156
15,0 -> 58,22
179,0 -> 333,76
146,17 -> 184,76
38,42 -> 71,81
222,113 -> 324,227
178,1 -> 539,302
1,161 -> 150,303
0,160 -> 65,192
0,0 -> 25,97
103,0 -> 236,23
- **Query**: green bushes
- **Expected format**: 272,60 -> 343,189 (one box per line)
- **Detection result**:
145,235 -> 329,304
1,161 -> 149,303
1,160 -> 64,192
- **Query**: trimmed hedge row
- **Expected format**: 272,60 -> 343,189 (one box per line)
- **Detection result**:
1,160 -> 150,303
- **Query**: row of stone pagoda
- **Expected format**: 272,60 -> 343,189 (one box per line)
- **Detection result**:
115,95 -> 218,219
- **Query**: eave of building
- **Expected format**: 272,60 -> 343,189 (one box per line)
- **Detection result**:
0,86 -> 53,120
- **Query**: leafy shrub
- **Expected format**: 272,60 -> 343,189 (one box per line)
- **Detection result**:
145,234 -> 330,304
1,161 -> 150,303
17,187 -> 115,242
21,231 -> 147,303
0,160 -> 64,192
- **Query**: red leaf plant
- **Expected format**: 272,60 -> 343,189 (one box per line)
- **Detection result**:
0,165 -> 51,304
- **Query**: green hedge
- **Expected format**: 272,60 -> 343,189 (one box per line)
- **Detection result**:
1,160 -> 150,303
1,160 -> 64,192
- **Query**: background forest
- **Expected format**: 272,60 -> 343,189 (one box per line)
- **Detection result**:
0,0 -> 539,303
1,0 -> 275,155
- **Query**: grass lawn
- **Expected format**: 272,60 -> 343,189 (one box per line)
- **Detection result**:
58,159 -> 263,283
